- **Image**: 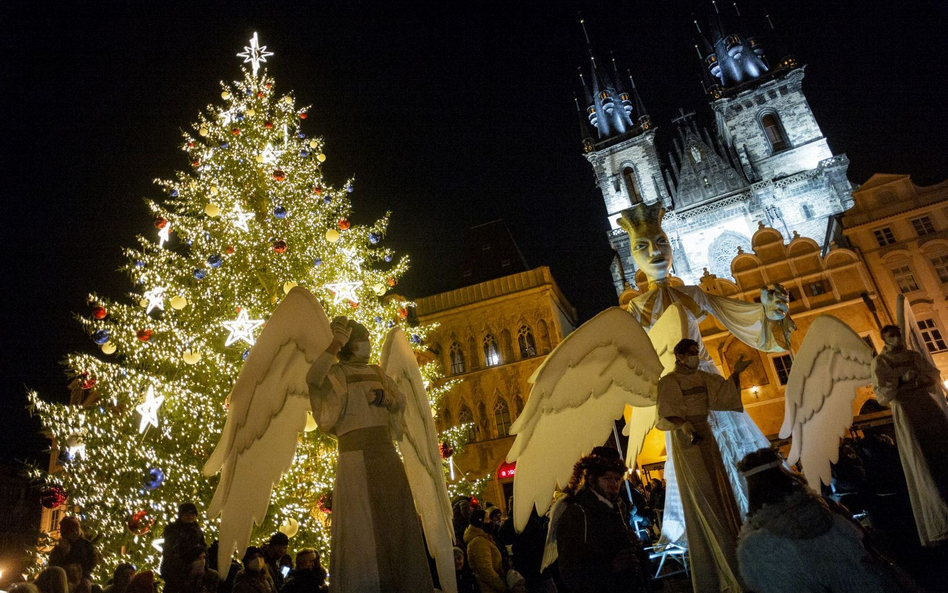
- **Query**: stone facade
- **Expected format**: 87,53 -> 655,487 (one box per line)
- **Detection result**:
415,266 -> 577,511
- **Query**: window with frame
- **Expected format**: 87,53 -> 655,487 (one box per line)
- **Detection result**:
623,167 -> 643,204
760,112 -> 790,152
892,265 -> 919,293
807,280 -> 828,296
802,204 -> 814,220
449,341 -> 466,375
483,333 -> 501,367
911,216 -> 936,236
772,354 -> 793,386
493,397 -> 512,437
931,254 -> 948,283
873,227 -> 896,247
518,325 -> 537,358
917,318 -> 948,353
457,405 -> 477,442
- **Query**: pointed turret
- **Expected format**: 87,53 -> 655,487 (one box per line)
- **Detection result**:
627,71 -> 651,129
612,54 -> 633,117
574,94 -> 594,153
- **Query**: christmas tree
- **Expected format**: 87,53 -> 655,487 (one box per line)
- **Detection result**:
28,33 -> 459,576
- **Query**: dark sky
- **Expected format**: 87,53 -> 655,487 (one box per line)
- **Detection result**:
4,0 -> 947,464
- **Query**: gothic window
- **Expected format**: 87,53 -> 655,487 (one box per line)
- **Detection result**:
760,112 -> 790,152
493,396 -> 512,437
931,255 -> 948,283
458,405 -> 477,442
518,325 -> 537,358
911,215 -> 936,236
772,354 -> 793,385
468,337 -> 480,370
917,318 -> 948,353
622,167 -> 643,204
483,333 -> 501,367
873,227 -> 897,247
449,341 -> 466,375
892,265 -> 919,293
441,408 -> 453,432
537,319 -> 553,354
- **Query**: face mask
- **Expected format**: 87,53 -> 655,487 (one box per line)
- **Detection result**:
191,560 -> 205,573
682,355 -> 699,370
249,557 -> 264,572
352,342 -> 371,359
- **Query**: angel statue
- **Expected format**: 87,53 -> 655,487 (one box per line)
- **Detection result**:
204,287 -> 457,593
781,305 -> 948,547
507,201 -> 793,593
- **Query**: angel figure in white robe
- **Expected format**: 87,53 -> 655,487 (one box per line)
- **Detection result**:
204,288 -> 457,593
508,201 -> 793,593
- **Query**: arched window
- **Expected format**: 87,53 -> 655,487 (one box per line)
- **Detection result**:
494,396 -> 512,437
449,341 -> 466,375
467,337 -> 480,370
484,333 -> 501,367
760,112 -> 789,152
623,167 -> 643,204
537,319 -> 553,354
458,405 -> 476,443
518,325 -> 537,358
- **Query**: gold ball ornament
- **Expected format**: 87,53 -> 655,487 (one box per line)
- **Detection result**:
279,517 -> 300,538
317,153 -> 327,163
221,91 -> 230,100
325,229 -> 340,243
246,108 -> 256,117
199,126 -> 209,137
183,350 -> 202,365
140,298 -> 149,308
210,185 -> 219,196
373,284 -> 386,296
205,203 -> 221,217
170,296 -> 187,310
304,412 -> 318,433
284,96 -> 293,104
255,154 -> 265,163
101,342 -> 117,355
309,140 -> 318,149
283,281 -> 298,295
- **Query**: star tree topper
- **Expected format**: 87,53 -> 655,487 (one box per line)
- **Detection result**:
136,385 -> 165,434
237,32 -> 274,77
222,309 -> 265,347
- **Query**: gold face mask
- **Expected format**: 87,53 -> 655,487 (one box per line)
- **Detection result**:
617,203 -> 673,283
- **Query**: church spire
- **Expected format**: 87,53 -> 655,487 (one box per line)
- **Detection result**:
574,94 -> 594,153
628,71 -> 651,129
695,1 -> 774,93
578,19 -> 639,142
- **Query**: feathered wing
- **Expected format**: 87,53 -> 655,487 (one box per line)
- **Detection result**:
380,328 -> 457,593
623,302 -> 690,463
204,287 -> 333,571
506,307 -> 664,531
779,315 -> 873,487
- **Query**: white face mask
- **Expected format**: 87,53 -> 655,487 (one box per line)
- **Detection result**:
352,341 -> 371,359
191,560 -> 205,573
681,355 -> 699,370
249,557 -> 264,571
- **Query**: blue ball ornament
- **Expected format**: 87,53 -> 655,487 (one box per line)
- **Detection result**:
92,329 -> 111,345
273,206 -> 288,219
144,468 -> 165,490
410,334 -> 421,344
207,254 -> 223,268
298,132 -> 306,139
235,112 -> 245,121
323,196 -> 331,204
369,232 -> 381,245
170,189 -> 179,197
220,142 -> 229,149
384,254 -> 393,263
345,184 -> 354,193
136,260 -> 145,267
300,150 -> 309,157
242,349 -> 251,360
313,257 -> 322,267
193,268 -> 207,280
374,316 -> 383,324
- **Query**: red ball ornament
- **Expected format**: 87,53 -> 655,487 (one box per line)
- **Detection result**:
273,170 -> 286,182
187,142 -> 195,148
265,83 -> 272,89
439,441 -> 455,459
300,112 -> 308,120
232,128 -> 241,136
41,486 -> 67,509
349,300 -> 359,309
265,121 -> 273,129
313,186 -> 322,196
317,492 -> 333,514
272,240 -> 288,253
191,160 -> 200,167
226,245 -> 235,255
386,277 -> 397,287
137,328 -> 153,342
91,306 -> 107,320
127,510 -> 154,535
79,372 -> 96,390
398,307 -> 408,319
153,217 -> 168,229
338,219 -> 350,230
257,91 -> 264,98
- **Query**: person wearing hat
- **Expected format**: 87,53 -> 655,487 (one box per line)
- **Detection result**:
452,496 -> 474,549
160,503 -> 207,593
464,508 -> 506,593
556,447 -> 649,593
49,516 -> 97,581
233,547 -> 276,593
262,533 -> 289,591
736,448 -> 911,593
306,317 -> 434,592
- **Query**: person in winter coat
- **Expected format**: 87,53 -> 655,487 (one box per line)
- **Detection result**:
453,496 -> 474,552
103,564 -> 135,593
208,540 -> 241,593
179,546 -> 220,593
262,533 -> 289,592
736,447 -> 915,593
556,447 -> 650,593
464,509 -> 506,593
233,547 -> 276,593
35,566 -> 69,593
160,503 -> 207,593
125,572 -> 155,593
281,549 -> 328,593
452,546 -> 479,593
49,517 -> 98,580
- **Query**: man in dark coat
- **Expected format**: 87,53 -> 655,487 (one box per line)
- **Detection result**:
556,447 -> 650,593
160,503 -> 207,593
49,516 -> 98,580
281,549 -> 328,593
261,532 -> 289,592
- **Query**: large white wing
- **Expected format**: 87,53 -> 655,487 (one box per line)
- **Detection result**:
779,315 -> 873,487
204,287 -> 333,571
506,307 -> 664,531
380,328 -> 457,593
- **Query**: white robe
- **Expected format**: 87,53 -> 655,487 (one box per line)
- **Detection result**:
871,346 -> 948,546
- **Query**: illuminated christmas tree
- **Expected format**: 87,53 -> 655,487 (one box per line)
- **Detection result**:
28,33 -> 459,576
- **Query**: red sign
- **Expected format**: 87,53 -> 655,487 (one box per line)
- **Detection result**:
497,461 -> 516,479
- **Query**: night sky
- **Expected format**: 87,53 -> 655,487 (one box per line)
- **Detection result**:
4,1 -> 947,464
